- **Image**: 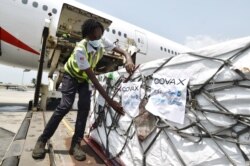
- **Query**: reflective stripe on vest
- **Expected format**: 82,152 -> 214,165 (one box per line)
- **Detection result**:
64,39 -> 104,82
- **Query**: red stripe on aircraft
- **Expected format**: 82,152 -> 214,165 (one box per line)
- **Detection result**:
0,27 -> 40,55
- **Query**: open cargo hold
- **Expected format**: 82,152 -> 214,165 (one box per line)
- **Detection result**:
47,3 -> 124,82
86,37 -> 250,166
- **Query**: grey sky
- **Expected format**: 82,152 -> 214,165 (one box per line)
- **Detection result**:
78,0 -> 250,44
1,0 -> 250,84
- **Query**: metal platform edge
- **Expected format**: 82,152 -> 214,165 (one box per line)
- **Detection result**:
84,137 -> 124,166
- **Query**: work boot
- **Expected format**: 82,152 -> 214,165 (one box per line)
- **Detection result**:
32,137 -> 47,159
69,142 -> 86,161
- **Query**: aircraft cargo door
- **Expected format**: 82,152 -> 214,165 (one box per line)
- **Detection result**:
135,30 -> 148,54
56,3 -> 112,40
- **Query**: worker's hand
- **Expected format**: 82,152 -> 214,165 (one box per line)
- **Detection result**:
125,61 -> 135,74
108,100 -> 125,115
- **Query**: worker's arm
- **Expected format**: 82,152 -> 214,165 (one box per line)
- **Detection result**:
112,47 -> 135,74
85,68 -> 124,115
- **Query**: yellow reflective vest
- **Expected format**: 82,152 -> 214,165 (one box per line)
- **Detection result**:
64,39 -> 104,82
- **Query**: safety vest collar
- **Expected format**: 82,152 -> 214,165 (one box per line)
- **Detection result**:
64,39 -> 104,83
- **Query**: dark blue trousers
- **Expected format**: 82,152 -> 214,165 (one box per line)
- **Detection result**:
40,73 -> 91,143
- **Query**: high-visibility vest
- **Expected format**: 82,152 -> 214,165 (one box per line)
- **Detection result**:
64,39 -> 104,82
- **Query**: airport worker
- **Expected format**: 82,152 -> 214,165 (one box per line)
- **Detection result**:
32,18 -> 135,161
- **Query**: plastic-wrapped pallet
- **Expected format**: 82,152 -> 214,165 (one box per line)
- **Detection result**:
87,37 -> 250,166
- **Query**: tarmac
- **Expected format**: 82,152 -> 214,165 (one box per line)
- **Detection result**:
0,88 -> 33,163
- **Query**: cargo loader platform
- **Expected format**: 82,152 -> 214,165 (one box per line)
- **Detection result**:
2,110 -> 111,166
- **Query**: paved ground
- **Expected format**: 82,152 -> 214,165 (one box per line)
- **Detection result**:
0,128 -> 15,162
0,89 -> 33,163
0,88 -> 34,104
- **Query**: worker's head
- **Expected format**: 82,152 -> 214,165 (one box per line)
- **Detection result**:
81,19 -> 104,41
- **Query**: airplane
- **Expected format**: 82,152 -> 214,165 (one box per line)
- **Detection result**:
0,0 -> 191,74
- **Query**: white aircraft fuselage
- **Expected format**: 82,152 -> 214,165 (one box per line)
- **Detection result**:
0,0 -> 191,70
